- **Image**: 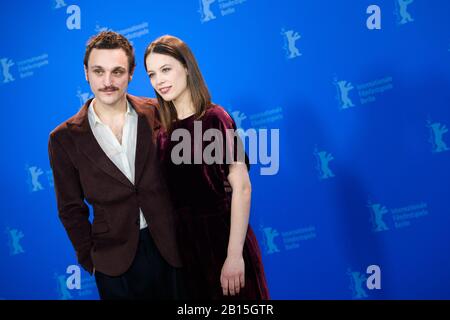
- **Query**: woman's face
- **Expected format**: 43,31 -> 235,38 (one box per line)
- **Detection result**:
145,53 -> 189,103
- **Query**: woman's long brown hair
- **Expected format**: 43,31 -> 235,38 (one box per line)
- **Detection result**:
144,35 -> 211,131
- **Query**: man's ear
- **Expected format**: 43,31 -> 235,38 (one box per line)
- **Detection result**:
129,66 -> 135,82
84,66 -> 89,82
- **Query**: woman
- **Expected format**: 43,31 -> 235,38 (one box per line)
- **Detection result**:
144,35 -> 270,300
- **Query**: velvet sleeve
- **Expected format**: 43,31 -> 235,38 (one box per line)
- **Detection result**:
209,107 -> 250,178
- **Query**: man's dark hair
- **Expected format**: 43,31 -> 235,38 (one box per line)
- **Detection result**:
84,31 -> 135,72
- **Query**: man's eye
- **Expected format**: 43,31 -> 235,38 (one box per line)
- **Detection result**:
94,70 -> 103,74
114,70 -> 124,75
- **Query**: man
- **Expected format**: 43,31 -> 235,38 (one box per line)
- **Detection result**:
48,31 -> 185,299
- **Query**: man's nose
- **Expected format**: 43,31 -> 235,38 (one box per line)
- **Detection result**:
103,72 -> 113,87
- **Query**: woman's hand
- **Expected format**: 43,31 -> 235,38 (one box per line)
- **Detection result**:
220,255 -> 245,296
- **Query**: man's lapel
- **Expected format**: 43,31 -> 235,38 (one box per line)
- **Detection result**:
134,114 -> 151,186
66,98 -> 134,188
129,94 -> 159,186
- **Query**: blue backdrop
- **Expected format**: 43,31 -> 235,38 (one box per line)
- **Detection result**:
1,0 -> 449,299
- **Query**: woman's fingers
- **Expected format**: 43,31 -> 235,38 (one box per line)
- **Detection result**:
240,273 -> 245,288
234,277 -> 241,294
221,276 -> 229,296
222,274 -> 244,296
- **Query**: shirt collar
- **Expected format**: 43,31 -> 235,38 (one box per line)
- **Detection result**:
88,98 -> 134,126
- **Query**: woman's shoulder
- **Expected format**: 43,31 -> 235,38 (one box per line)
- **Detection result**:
202,104 -> 235,128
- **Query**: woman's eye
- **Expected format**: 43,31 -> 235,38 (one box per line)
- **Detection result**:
162,68 -> 170,73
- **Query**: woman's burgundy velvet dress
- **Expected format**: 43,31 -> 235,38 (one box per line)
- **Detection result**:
157,104 -> 270,300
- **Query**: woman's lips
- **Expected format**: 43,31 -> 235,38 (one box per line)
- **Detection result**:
159,86 -> 171,95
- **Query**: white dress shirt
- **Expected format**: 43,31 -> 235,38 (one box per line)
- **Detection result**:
88,98 -> 148,229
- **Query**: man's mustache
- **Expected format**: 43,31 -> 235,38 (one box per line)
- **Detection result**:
100,86 -> 119,92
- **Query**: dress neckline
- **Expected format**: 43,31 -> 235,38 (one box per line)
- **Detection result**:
177,113 -> 196,121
